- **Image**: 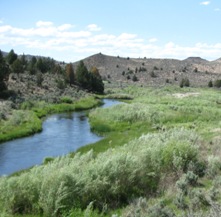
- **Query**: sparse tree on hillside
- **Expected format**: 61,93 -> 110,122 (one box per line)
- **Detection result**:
65,63 -> 75,86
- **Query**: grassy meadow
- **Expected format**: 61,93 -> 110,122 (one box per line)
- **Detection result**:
1,85 -> 221,216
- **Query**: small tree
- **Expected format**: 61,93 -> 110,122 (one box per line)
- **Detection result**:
180,78 -> 190,88
132,75 -> 138,82
150,71 -> 156,78
208,80 -> 213,88
193,67 -> 198,73
214,80 -> 221,88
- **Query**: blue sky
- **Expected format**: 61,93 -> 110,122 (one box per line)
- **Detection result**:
0,0 -> 221,62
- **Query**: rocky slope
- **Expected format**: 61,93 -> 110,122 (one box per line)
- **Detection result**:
73,53 -> 221,87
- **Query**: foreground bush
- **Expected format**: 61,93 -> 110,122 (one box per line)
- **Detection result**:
0,128 -> 199,216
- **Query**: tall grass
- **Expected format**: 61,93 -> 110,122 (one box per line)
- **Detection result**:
0,110 -> 42,143
0,129 -> 199,216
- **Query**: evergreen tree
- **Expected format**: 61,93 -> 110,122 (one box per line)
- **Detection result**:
75,61 -> 90,88
11,59 -> 23,75
36,58 -> 47,73
89,67 -> 104,93
65,63 -> 75,86
20,53 -> 27,70
0,50 -> 9,92
6,49 -> 17,65
28,57 -> 37,74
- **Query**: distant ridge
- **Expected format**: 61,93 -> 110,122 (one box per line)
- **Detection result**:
183,57 -> 208,63
73,53 -> 221,87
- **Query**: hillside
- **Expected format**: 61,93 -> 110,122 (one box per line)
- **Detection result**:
73,53 -> 221,87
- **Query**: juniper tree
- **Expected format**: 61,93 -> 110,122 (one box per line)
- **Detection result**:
65,63 -> 75,86
0,50 -> 9,92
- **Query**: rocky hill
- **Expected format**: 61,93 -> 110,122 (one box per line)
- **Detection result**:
73,53 -> 221,87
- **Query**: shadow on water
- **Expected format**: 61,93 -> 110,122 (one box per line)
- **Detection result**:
0,99 -> 121,176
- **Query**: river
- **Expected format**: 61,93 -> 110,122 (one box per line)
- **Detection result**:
0,99 -> 120,176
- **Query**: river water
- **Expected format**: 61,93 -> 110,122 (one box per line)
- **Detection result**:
0,99 -> 120,176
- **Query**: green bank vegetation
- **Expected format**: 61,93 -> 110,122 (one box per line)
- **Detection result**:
0,96 -> 102,143
1,85 -> 221,216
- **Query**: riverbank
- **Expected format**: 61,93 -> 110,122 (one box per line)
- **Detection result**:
0,96 -> 102,143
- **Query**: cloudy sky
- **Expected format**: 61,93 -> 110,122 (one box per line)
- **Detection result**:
0,0 -> 221,62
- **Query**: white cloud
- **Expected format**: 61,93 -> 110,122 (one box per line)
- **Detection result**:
118,33 -> 137,40
87,24 -> 101,31
58,24 -> 73,31
36,21 -> 54,27
214,8 -> 220,11
200,1 -> 210,5
1,21 -> 221,61
149,38 -> 158,43
0,25 -> 12,33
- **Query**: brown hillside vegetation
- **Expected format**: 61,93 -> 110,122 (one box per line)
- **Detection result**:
73,53 -> 221,87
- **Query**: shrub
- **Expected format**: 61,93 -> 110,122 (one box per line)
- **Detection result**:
174,192 -> 188,209
208,80 -> 213,87
132,75 -> 138,82
150,71 -> 156,78
20,101 -> 35,110
60,96 -> 73,104
214,79 -> 221,88
36,72 -> 43,87
56,79 -> 66,89
206,155 -> 221,178
148,201 -> 175,217
180,77 -> 190,88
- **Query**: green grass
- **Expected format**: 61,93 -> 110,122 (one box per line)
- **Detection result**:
0,110 -> 42,143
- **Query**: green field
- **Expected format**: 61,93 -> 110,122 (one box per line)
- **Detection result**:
1,85 -> 221,216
